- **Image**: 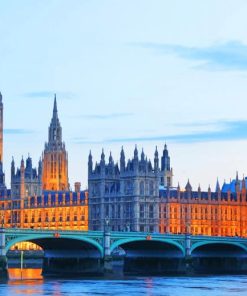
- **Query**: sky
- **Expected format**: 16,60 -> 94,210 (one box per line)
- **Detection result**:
1,0 -> 247,190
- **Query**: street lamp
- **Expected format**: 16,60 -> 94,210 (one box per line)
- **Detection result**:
104,216 -> 110,232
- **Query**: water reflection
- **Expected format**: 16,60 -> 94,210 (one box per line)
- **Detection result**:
9,268 -> 43,280
3,269 -> 247,296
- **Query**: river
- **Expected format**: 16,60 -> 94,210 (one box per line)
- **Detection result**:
0,268 -> 246,295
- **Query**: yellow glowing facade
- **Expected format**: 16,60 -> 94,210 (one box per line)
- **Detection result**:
42,95 -> 69,191
159,181 -> 247,237
0,191 -> 89,250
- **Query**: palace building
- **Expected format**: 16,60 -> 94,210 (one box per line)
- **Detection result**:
0,90 -> 247,246
159,175 -> 247,237
88,146 -> 172,232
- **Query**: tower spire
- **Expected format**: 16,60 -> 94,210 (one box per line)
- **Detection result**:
53,94 -> 58,119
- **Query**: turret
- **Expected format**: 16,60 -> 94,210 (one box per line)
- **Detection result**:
100,149 -> 105,164
215,178 -> 221,193
11,157 -> 15,177
120,146 -> 125,172
141,148 -> 145,162
38,157 -> 42,178
242,175 -> 246,190
20,156 -> 25,199
134,145 -> 138,160
88,150 -> 93,174
109,151 -> 113,165
185,179 -> 192,192
161,144 -> 170,171
154,146 -> 159,171
235,171 -> 240,192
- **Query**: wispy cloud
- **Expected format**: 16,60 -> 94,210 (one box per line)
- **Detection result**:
22,91 -> 75,100
82,113 -> 133,120
4,129 -> 34,135
74,120 -> 247,144
137,41 -> 247,70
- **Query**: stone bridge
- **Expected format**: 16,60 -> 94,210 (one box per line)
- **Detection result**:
1,227 -> 247,278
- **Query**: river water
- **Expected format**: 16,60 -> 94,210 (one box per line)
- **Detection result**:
0,269 -> 247,295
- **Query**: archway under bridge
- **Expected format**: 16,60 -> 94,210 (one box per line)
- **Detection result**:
191,241 -> 247,274
111,238 -> 185,275
6,234 -> 104,276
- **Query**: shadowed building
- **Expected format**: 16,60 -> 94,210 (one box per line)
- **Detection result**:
88,146 -> 172,232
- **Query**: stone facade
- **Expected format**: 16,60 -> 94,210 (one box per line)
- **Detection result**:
88,146 -> 172,232
11,156 -> 42,199
159,176 -> 247,237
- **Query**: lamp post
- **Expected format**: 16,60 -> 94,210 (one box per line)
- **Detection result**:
104,216 -> 110,257
103,216 -> 112,274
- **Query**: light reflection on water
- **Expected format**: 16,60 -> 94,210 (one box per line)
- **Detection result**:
0,269 -> 247,296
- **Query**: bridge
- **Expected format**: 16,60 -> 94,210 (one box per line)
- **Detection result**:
1,227 -> 247,278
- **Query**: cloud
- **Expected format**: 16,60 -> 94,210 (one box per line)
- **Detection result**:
74,120 -> 247,144
22,91 -> 75,100
4,129 -> 34,135
137,41 -> 247,70
82,113 -> 133,120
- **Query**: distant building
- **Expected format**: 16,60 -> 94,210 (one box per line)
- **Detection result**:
88,145 -> 172,232
42,95 -> 69,191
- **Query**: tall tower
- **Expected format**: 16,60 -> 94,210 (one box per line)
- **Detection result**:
0,92 -> 6,191
42,95 -> 69,191
160,144 -> 173,187
0,92 -> 3,163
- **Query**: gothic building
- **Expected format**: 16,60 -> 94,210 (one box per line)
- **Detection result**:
11,156 -> 42,199
88,145 -> 172,232
42,95 -> 69,191
159,175 -> 247,237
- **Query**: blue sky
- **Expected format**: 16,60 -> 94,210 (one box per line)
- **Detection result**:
1,0 -> 247,189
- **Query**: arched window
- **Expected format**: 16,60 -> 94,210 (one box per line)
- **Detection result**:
140,181 -> 144,195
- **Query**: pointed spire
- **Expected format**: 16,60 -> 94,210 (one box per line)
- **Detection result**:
101,148 -> 105,162
185,179 -> 192,191
215,178 -> 220,192
141,148 -> 145,161
11,157 -> 15,176
134,144 -> 138,159
155,145 -> 158,157
0,92 -> 2,103
241,175 -> 246,190
177,182 -> 180,191
53,93 -> 57,115
109,151 -> 113,163
236,171 -> 239,182
208,184 -> 211,192
198,184 -> 201,192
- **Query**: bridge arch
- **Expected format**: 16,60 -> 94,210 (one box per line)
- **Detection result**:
110,237 -> 185,256
6,234 -> 104,257
191,241 -> 247,255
